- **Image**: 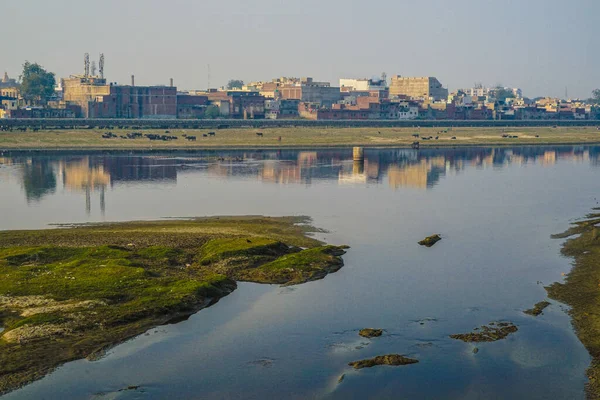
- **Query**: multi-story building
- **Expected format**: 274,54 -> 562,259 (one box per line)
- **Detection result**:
265,99 -> 300,119
389,76 -> 448,101
202,91 -> 265,119
279,77 -> 342,107
0,72 -> 20,99
339,78 -> 386,92
63,76 -> 177,118
176,94 -> 208,119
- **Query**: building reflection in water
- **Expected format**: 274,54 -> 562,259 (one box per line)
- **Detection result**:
60,158 -> 110,214
3,145 -> 600,213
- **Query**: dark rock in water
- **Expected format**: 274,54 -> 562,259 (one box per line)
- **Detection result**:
359,328 -> 383,338
418,234 -> 442,247
524,301 -> 551,316
337,374 -> 345,384
473,347 -> 479,354
450,322 -> 518,342
348,354 -> 419,369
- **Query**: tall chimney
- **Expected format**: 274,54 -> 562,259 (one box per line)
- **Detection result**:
131,75 -> 135,86
170,78 -> 173,87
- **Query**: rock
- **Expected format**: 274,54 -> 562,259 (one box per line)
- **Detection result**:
337,374 -> 345,383
450,322 -> 518,342
359,328 -> 383,338
418,234 -> 442,247
473,347 -> 479,354
348,354 -> 419,369
524,301 -> 551,316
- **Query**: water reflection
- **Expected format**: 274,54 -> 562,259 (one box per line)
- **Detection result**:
1,145 -> 599,214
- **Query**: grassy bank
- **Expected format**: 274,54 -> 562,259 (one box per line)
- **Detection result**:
1,126 -> 600,150
547,211 -> 600,398
0,217 -> 348,394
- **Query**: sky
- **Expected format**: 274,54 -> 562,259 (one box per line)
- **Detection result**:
2,0 -> 599,99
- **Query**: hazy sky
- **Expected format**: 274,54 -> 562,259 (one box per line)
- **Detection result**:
3,0 -> 598,98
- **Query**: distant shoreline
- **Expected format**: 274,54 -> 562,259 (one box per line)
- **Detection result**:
1,126 -> 600,151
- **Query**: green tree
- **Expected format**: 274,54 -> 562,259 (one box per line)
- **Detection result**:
493,86 -> 514,102
20,62 -> 56,104
204,105 -> 221,119
590,89 -> 600,104
226,79 -> 244,90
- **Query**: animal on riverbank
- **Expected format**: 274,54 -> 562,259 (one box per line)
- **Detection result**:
256,132 -> 263,137
208,132 -> 216,136
186,136 -> 197,141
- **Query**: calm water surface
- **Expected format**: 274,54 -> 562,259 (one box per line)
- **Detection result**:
1,146 -> 599,399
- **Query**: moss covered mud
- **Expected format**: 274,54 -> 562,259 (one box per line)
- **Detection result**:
547,211 -> 600,398
0,216 -> 348,394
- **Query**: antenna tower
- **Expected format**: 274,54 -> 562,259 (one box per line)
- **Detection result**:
207,64 -> 211,90
99,53 -> 105,79
84,53 -> 90,78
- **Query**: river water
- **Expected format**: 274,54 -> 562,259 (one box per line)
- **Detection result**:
0,146 -> 598,399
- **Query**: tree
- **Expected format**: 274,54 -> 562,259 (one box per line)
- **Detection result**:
20,61 -> 56,104
226,79 -> 244,90
204,105 -> 221,119
590,89 -> 600,104
493,86 -> 514,102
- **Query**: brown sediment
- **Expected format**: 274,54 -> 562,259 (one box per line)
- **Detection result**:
358,328 -> 383,338
546,211 -> 600,398
418,234 -> 442,247
449,322 -> 518,342
348,354 -> 419,369
524,301 -> 551,316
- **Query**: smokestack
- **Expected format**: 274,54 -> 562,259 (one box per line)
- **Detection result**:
131,75 -> 135,86
170,78 -> 173,87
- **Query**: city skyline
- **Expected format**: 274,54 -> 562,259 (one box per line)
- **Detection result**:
2,0 -> 599,99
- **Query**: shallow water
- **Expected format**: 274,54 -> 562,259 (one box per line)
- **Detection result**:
0,146 -> 598,399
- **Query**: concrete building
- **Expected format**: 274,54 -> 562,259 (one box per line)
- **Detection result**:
265,99 -> 300,119
339,78 -> 386,92
279,77 -> 342,107
63,76 -> 177,118
0,72 -> 20,99
176,94 -> 208,119
202,91 -> 265,119
389,76 -> 448,101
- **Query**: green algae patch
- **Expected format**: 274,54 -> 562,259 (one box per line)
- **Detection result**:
547,212 -> 600,398
418,234 -> 442,247
0,216 -> 347,395
359,328 -> 383,338
524,301 -> 551,317
235,245 -> 348,285
450,322 -> 518,342
348,354 -> 419,370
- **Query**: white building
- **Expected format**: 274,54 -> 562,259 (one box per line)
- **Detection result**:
339,78 -> 386,92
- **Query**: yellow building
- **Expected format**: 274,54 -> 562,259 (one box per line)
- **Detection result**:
389,76 -> 448,101
0,72 -> 20,99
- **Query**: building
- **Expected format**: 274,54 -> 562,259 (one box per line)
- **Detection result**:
63,75 -> 177,119
389,76 -> 448,101
265,99 -> 300,119
279,77 -> 342,107
201,91 -> 265,119
176,94 -> 208,119
339,78 -> 386,92
0,72 -> 20,99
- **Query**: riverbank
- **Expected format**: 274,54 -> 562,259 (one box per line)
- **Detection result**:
1,126 -> 600,150
547,211 -> 600,398
0,217 -> 347,394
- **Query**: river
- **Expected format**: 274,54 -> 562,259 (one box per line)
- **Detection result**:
0,146 -> 598,399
